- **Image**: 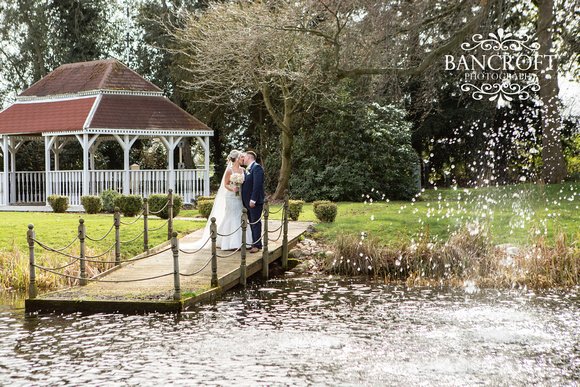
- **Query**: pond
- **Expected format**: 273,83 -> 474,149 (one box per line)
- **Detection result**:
1,278 -> 579,386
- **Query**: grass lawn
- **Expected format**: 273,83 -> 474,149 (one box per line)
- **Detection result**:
2,181 -> 579,258
301,182 -> 580,248
1,212 -> 205,259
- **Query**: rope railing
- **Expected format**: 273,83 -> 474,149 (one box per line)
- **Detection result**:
26,190 -> 292,301
119,212 -> 144,225
85,224 -> 115,242
120,230 -> 145,244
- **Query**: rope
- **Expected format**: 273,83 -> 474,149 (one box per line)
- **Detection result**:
216,245 -> 242,258
249,233 -> 264,246
179,256 -> 213,277
85,224 -> 115,242
120,230 -> 145,244
216,223 -> 242,237
33,234 -> 79,252
120,212 -> 144,225
269,206 -> 284,214
179,236 -> 211,254
85,243 -> 116,259
269,221 -> 284,242
32,239 -> 80,259
248,212 -> 263,225
269,222 -> 283,233
83,246 -> 173,265
33,265 -> 174,283
33,258 -> 80,272
149,200 -> 169,215
148,219 -> 169,232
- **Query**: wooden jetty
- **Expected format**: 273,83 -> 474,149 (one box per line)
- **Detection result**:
25,220 -> 313,315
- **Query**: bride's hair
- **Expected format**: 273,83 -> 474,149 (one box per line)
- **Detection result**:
227,150 -> 241,162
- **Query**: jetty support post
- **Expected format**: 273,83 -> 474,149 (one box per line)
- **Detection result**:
167,189 -> 174,241
79,219 -> 87,286
262,199 -> 269,280
143,198 -> 149,253
27,224 -> 37,299
114,207 -> 121,265
282,190 -> 289,271
241,208 -> 248,287
171,231 -> 181,300
210,217 -> 218,288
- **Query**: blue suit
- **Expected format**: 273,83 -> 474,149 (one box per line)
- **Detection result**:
241,162 -> 265,249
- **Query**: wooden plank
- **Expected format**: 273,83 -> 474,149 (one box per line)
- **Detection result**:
24,221 -> 313,315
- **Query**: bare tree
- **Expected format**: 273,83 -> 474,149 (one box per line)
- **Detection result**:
170,1 -> 328,199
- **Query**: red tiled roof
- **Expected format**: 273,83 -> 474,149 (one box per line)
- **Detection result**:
20,59 -> 162,97
0,98 -> 96,134
89,95 -> 211,131
0,95 -> 211,135
0,59 -> 212,135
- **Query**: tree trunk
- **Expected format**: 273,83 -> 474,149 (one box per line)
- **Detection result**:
273,127 -> 293,200
537,0 -> 567,183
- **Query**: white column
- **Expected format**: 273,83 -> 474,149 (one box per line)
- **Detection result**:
113,134 -> 139,195
1,136 -> 8,206
9,138 -> 19,204
76,134 -> 100,197
159,136 -> 182,195
196,136 -> 211,196
45,136 -> 57,201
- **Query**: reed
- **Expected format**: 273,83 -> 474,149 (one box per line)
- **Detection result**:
325,223 -> 580,290
0,240 -> 114,292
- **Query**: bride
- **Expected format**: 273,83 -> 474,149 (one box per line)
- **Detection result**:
183,150 -> 252,250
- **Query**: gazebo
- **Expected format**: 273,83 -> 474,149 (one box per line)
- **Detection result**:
0,58 -> 213,210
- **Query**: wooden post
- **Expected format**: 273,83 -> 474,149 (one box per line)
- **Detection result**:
210,217 -> 218,288
78,219 -> 87,286
262,199 -> 269,280
282,190 -> 289,271
171,231 -> 181,300
27,224 -> 37,299
241,208 -> 248,287
143,198 -> 149,252
114,207 -> 121,266
167,189 -> 174,241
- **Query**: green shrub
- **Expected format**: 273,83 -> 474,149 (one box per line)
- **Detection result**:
47,195 -> 69,213
100,190 -> 120,213
197,199 -> 214,219
81,195 -> 103,214
195,196 -> 215,204
148,194 -> 183,219
313,200 -> 332,213
114,194 -> 143,217
313,202 -> 338,223
288,200 -> 305,221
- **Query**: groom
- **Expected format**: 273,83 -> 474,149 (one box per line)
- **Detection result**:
241,151 -> 265,253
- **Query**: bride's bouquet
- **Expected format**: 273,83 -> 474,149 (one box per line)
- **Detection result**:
230,173 -> 244,196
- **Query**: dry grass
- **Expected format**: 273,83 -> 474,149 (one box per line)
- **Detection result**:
0,239 -> 114,292
325,223 -> 580,290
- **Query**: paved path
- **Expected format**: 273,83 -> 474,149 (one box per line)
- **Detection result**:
42,220 -> 313,302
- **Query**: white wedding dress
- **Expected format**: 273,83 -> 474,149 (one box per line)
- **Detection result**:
183,165 -> 252,250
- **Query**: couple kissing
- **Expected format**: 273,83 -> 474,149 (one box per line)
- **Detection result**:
184,150 -> 265,253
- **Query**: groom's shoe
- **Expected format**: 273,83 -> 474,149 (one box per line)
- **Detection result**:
250,247 -> 260,253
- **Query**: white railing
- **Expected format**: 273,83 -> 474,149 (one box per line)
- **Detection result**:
89,170 -> 124,196
174,169 -> 208,204
0,172 -> 4,206
48,171 -> 83,206
6,169 -> 208,207
12,172 -> 46,204
129,170 -> 168,198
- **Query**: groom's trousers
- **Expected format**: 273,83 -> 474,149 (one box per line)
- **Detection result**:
247,204 -> 263,249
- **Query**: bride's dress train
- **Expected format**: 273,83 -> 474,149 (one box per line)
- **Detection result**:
181,167 -> 252,251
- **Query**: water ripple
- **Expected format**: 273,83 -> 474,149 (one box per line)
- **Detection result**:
1,279 -> 580,386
